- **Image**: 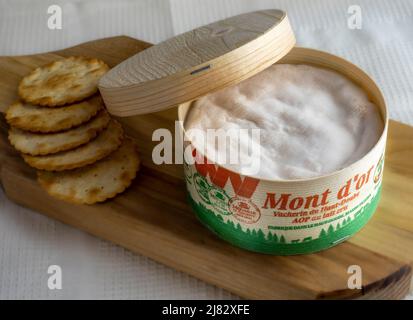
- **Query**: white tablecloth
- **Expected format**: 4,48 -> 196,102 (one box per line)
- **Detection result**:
0,0 -> 412,299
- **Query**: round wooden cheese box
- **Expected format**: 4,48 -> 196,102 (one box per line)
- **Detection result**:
99,10 -> 388,255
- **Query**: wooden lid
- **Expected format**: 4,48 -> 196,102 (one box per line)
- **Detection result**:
99,10 -> 296,117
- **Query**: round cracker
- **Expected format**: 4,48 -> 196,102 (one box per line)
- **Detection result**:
5,95 -> 103,133
18,56 -> 109,106
22,120 -> 123,171
37,138 -> 140,204
9,110 -> 111,156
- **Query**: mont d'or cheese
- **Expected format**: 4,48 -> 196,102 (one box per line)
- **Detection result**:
180,60 -> 386,255
185,64 -> 383,180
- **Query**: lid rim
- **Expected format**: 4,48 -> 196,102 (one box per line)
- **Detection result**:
100,10 -> 296,117
100,16 -> 293,92
102,26 -> 295,103
104,31 -> 296,116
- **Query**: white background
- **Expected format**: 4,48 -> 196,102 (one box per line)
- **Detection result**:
0,0 -> 412,299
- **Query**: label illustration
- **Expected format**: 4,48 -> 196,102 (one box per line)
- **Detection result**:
208,186 -> 231,215
229,197 -> 261,224
193,173 -> 211,204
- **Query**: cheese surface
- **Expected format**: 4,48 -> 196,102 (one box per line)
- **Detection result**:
185,64 -> 383,180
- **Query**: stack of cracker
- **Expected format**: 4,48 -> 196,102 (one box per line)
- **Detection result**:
5,57 -> 140,204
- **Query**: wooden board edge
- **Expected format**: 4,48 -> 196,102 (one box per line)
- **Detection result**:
0,36 -> 150,59
316,261 -> 412,300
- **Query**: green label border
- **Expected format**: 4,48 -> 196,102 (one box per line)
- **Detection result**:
188,186 -> 382,255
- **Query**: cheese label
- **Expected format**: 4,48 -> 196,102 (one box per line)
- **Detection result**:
184,134 -> 386,255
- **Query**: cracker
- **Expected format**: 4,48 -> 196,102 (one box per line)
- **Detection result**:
22,120 -> 123,171
9,110 -> 111,156
5,95 -> 103,133
37,138 -> 140,204
18,57 -> 109,106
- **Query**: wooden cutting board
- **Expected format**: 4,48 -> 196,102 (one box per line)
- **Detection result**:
0,36 -> 412,300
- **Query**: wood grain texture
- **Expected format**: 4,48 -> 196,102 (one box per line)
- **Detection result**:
99,10 -> 296,116
0,36 -> 412,299
101,10 -> 286,86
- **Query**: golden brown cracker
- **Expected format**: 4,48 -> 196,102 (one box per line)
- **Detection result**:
23,120 -> 123,171
18,57 -> 109,106
5,95 -> 103,133
9,110 -> 111,156
37,138 -> 140,204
